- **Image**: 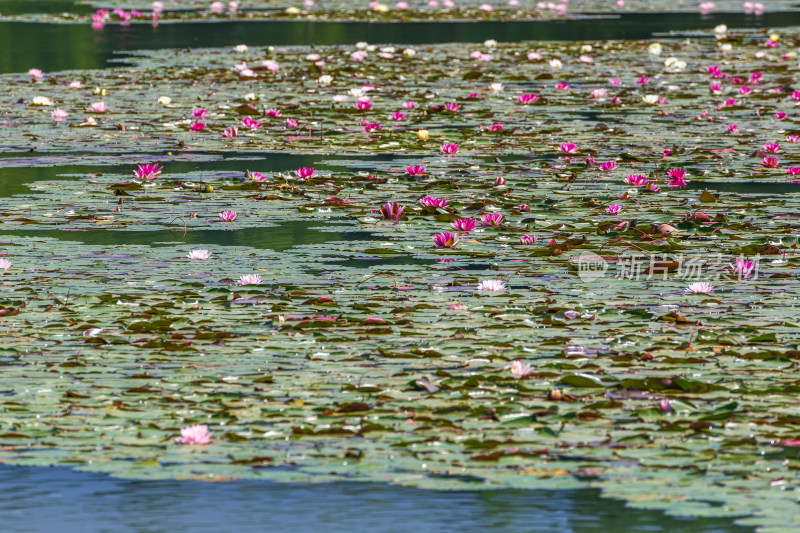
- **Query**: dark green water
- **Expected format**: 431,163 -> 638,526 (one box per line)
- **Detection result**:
0,221 -> 370,250
1,11 -> 798,73
0,465 -> 753,533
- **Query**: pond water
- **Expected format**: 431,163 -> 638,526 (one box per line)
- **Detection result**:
0,465 -> 753,533
1,11 -> 799,73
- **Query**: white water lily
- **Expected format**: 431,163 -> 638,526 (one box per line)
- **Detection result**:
489,82 -> 504,93
31,96 -> 54,106
233,44 -> 248,53
403,48 -> 416,57
664,57 -> 687,72
642,94 -> 660,105
648,42 -> 663,56
548,58 -> 563,68
477,279 -> 507,292
317,75 -> 333,86
187,249 -> 213,260
484,39 -> 497,48
157,96 -> 172,105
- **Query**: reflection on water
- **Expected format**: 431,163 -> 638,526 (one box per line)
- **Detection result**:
0,465 -> 752,533
1,12 -> 798,73
0,221 -> 371,251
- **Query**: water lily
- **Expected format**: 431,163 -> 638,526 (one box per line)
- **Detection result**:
0,259 -> 11,271
133,163 -> 163,181
625,174 -> 647,186
606,204 -> 622,215
433,232 -> 458,248
667,168 -> 688,188
509,360 -> 532,378
481,213 -> 504,227
520,235 -> 537,245
405,165 -> 426,176
187,249 -> 212,260
419,196 -> 447,208
294,167 -> 317,179
732,258 -> 757,279
380,202 -> 404,221
219,211 -> 237,222
477,279 -> 507,291
176,425 -> 213,444
451,218 -> 476,232
237,274 -> 263,285
684,281 -> 715,294
440,143 -> 459,154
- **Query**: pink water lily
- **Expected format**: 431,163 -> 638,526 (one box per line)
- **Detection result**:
0,258 -> 11,271
519,234 -> 537,245
599,160 -> 617,171
222,126 -> 239,138
265,108 -> 281,118
390,112 -> 405,121
444,102 -> 460,112
192,108 -> 208,119
419,196 -> 448,208
294,167 -> 317,179
405,165 -> 426,176
219,211 -> 237,222
285,118 -> 298,128
356,100 -> 372,111
134,163 -> 163,181
732,258 -> 757,279
606,204 -> 622,215
481,213 -> 505,227
764,143 -> 782,153
176,425 -> 213,445
684,281 -> 714,294
488,124 -> 503,132
762,156 -> 780,168
509,360 -> 532,378
433,232 -> 458,248
667,168 -> 688,188
517,93 -> 539,104
625,174 -> 648,186
559,143 -> 578,154
247,171 -> 266,181
380,202 -> 405,221
90,101 -> 107,113
190,121 -> 205,131
241,116 -> 261,130
451,218 -> 476,232
51,108 -> 68,121
440,143 -> 459,154
237,274 -> 262,285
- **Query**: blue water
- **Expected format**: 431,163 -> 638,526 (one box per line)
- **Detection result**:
0,465 -> 751,533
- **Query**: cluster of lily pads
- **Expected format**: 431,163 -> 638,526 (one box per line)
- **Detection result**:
3,22 -> 800,532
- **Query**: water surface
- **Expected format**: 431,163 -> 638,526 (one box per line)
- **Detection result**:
0,465 -> 753,533
1,12 -> 797,73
